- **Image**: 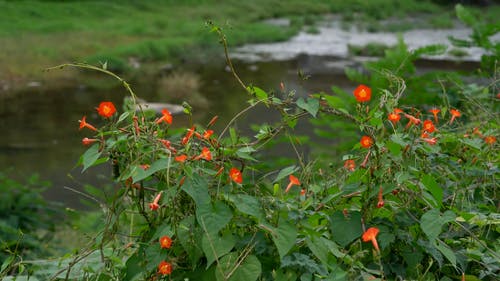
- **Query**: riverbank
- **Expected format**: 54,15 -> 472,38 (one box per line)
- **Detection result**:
2,0 -> 497,96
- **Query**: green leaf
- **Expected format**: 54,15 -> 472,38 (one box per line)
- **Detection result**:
247,86 -> 268,102
224,194 -> 265,220
197,200 -> 233,237
435,239 -> 457,267
82,144 -> 102,172
271,220 -> 297,260
296,97 -> 319,117
215,253 -> 261,281
456,4 -> 475,26
420,209 -> 456,242
420,174 -> 443,206
329,211 -> 363,247
306,237 -> 329,266
412,44 -> 447,58
229,127 -> 238,145
132,158 -> 170,183
117,111 -> 130,124
182,176 -> 210,207
274,165 -> 298,183
202,232 -> 236,268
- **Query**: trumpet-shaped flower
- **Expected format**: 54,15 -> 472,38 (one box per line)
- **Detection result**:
353,85 -> 371,102
388,112 -> 401,125
181,126 -> 196,145
429,108 -> 440,123
159,236 -> 172,249
175,154 -> 188,163
285,174 -> 301,193
158,261 -> 172,275
156,109 -> 173,125
229,167 -> 242,184
203,130 -> 214,139
149,191 -> 163,211
344,159 -> 356,171
360,136 -> 373,149
484,136 -> 496,145
423,120 -> 436,133
82,137 -> 99,146
195,147 -> 212,161
376,186 -> 384,208
449,109 -> 461,124
78,116 -> 97,132
404,113 -> 421,129
96,101 -> 116,118
362,227 -> 380,252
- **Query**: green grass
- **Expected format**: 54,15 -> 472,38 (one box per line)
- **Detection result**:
0,0 -> 497,90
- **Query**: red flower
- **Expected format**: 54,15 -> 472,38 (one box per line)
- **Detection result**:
203,130 -> 214,139
376,186 -> 384,208
388,112 -> 401,125
344,159 -> 356,171
285,174 -> 301,193
449,109 -> 461,124
181,126 -> 195,145
158,261 -> 172,275
393,108 -> 404,114
78,116 -> 97,132
229,167 -> 242,184
360,136 -> 373,149
429,108 -> 440,123
484,135 -> 496,145
82,137 -> 99,146
362,227 -> 380,252
140,164 -> 150,170
159,236 -> 172,249
156,109 -> 173,125
423,120 -> 436,133
422,137 -> 437,145
300,189 -> 306,196
207,115 -> 218,127
175,154 -> 188,163
404,113 -> 421,129
96,101 -> 116,118
149,191 -> 163,211
195,147 -> 212,161
353,85 -> 371,102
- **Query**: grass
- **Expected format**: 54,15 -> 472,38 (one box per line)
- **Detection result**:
0,0 -> 497,93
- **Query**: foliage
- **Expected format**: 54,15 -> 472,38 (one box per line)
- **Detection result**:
3,4 -> 499,281
0,172 -> 59,275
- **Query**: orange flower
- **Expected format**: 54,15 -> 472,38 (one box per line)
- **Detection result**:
82,137 -> 99,146
376,186 -> 384,208
429,108 -> 440,123
353,85 -> 371,102
285,174 -> 301,193
78,116 -> 97,131
449,109 -> 461,124
96,101 -> 116,118
360,136 -> 373,149
175,154 -> 188,163
300,189 -> 306,196
133,116 -> 140,135
344,159 -> 356,171
393,108 -> 404,114
195,147 -> 212,161
140,164 -> 150,170
404,113 -> 421,129
203,130 -> 214,139
159,236 -> 172,249
388,112 -> 401,125
156,109 -> 173,125
484,135 -> 496,145
207,115 -> 218,127
422,137 -> 437,145
362,227 -> 380,252
158,261 -> 172,275
149,191 -> 163,211
423,120 -> 435,133
229,167 -> 242,184
181,126 -> 195,145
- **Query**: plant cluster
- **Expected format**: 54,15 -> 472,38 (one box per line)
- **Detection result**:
2,4 -> 498,281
